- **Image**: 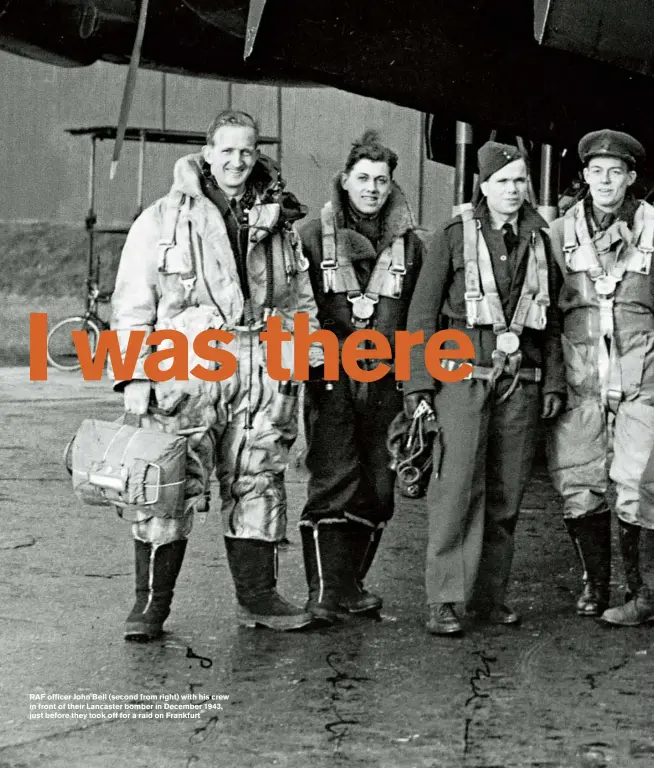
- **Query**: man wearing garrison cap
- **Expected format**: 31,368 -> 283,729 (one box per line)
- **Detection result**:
548,128 -> 654,627
405,141 -> 566,636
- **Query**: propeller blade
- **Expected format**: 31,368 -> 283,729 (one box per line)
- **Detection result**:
110,0 -> 150,180
244,0 -> 268,60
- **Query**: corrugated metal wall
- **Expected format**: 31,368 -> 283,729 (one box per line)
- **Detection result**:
0,51 -> 453,229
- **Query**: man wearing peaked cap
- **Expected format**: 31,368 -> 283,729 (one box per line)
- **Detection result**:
578,129 -> 645,168
548,128 -> 654,627
404,140 -> 566,636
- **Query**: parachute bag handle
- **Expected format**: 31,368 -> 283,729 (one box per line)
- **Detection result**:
115,412 -> 150,524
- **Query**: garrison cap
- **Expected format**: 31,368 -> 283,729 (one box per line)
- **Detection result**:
578,129 -> 645,168
477,141 -> 527,183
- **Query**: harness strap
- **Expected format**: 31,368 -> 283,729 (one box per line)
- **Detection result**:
320,202 -> 359,294
462,211 -> 548,333
441,357 -> 541,382
532,232 -> 551,320
565,200 -> 654,414
462,209 -> 482,328
638,202 -> 654,255
594,335 -> 623,415
474,227 -> 548,335
563,212 -> 578,254
476,232 -> 509,334
157,191 -> 196,299
367,238 -> 406,299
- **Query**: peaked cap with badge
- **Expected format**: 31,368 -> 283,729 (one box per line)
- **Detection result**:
578,129 -> 645,168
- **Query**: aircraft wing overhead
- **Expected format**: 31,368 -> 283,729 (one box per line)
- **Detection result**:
244,0 -> 654,147
2,1 -> 654,150
535,0 -> 654,77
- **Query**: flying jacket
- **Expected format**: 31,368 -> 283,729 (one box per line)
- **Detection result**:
299,174 -> 424,351
548,196 -> 654,409
110,153 -> 321,388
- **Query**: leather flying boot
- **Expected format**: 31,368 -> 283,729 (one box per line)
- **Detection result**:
601,586 -> 654,626
299,520 -> 352,624
224,537 -> 312,631
339,519 -> 383,614
426,603 -> 463,635
564,512 -> 611,616
125,539 -> 188,641
601,520 -> 654,626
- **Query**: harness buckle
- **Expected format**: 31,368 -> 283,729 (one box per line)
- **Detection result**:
180,274 -> 196,300
606,388 -> 623,414
593,274 -> 618,298
496,331 -> 520,354
348,293 -> 378,328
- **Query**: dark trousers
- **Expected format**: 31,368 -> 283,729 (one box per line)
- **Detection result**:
425,378 -> 540,607
301,375 -> 402,524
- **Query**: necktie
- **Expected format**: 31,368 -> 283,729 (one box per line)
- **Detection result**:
502,223 -> 519,254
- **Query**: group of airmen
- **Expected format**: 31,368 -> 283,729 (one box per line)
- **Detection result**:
109,108 -> 654,640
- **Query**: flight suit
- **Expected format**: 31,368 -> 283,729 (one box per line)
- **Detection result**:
110,153 -> 322,637
548,194 -> 654,620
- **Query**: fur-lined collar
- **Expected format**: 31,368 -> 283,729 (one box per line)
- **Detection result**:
328,173 -> 417,254
169,152 -> 277,200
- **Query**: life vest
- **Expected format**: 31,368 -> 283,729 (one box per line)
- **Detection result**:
461,209 -> 550,378
559,199 -> 654,412
562,200 -> 654,338
158,189 -> 308,327
319,201 -> 407,329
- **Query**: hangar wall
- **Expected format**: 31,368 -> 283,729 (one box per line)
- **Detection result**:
0,51 -> 454,230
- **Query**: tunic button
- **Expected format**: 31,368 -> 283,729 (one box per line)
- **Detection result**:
500,254 -> 507,261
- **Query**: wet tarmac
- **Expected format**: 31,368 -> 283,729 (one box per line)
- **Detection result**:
1,367 -> 654,767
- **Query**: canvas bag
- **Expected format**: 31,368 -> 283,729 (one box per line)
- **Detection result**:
66,416 -> 187,518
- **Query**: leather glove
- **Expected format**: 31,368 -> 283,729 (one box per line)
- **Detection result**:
404,390 -> 434,418
123,380 -> 151,416
541,392 -> 565,420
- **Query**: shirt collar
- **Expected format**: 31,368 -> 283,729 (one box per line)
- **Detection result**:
478,199 -> 522,234
585,193 -> 639,232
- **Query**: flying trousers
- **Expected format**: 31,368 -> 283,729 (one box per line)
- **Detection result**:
548,197 -> 654,530
299,178 -> 424,526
